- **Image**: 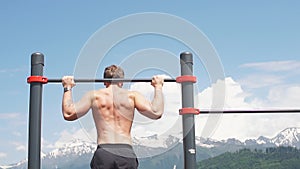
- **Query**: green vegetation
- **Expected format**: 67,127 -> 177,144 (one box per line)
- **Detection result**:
198,147 -> 300,169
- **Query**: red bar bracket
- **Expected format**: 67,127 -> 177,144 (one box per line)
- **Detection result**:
179,107 -> 200,115
27,76 -> 48,84
176,75 -> 197,83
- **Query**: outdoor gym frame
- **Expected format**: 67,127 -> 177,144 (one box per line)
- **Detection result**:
27,52 -> 198,169
27,52 -> 300,169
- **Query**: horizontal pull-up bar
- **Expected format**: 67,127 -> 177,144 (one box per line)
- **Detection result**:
48,78 -> 177,83
200,109 -> 300,114
27,76 -> 177,84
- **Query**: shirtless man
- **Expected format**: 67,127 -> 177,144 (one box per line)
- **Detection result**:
61,65 -> 164,169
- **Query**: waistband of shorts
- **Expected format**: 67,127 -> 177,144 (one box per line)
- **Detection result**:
97,143 -> 133,149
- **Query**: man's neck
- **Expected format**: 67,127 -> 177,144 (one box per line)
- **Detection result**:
105,83 -> 123,88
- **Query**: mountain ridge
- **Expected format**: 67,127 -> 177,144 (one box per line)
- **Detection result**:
2,127 -> 300,169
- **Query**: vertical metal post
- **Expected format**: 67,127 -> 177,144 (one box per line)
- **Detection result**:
28,52 -> 44,169
180,52 -> 197,169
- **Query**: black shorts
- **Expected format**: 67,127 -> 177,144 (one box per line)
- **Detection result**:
90,144 -> 139,169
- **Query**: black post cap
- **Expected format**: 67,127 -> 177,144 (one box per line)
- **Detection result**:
31,52 -> 44,66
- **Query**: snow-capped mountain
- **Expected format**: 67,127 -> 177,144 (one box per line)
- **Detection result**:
2,127 -> 300,169
244,127 -> 300,148
46,139 -> 96,159
271,127 -> 300,147
0,139 -> 97,169
133,134 -> 180,148
196,127 -> 300,149
256,136 -> 271,145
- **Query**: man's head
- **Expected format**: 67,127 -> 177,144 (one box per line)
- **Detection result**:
103,65 -> 124,87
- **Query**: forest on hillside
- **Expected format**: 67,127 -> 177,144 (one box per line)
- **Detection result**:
198,146 -> 300,169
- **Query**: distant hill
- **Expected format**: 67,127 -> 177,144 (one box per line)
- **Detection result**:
198,146 -> 300,169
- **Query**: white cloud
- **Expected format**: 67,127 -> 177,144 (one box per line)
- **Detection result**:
0,113 -> 20,119
0,66 -> 28,78
130,78 -> 183,137
41,137 -> 56,150
0,152 -> 7,158
250,85 -> 300,108
0,67 -> 26,73
238,74 -> 284,89
12,131 -> 22,137
238,60 -> 300,89
240,60 -> 300,72
198,77 -> 252,109
16,145 -> 26,151
196,113 -> 300,141
0,112 -> 26,128
195,77 -> 300,141
196,77 -> 252,139
11,142 -> 26,152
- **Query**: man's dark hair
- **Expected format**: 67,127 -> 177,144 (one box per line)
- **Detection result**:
103,65 -> 124,80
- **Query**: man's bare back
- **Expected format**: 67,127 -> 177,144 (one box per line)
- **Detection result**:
92,86 -> 136,145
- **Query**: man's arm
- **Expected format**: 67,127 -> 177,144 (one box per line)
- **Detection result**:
62,76 -> 92,121
134,76 -> 164,119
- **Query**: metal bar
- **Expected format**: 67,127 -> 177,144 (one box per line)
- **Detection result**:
28,52 -> 44,169
200,109 -> 300,114
180,52 -> 197,169
47,78 -> 177,83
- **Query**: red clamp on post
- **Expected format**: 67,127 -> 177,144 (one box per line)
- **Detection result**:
179,107 -> 200,115
176,75 -> 197,83
27,76 -> 48,84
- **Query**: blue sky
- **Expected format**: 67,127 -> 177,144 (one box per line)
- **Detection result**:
1,0 -> 300,165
